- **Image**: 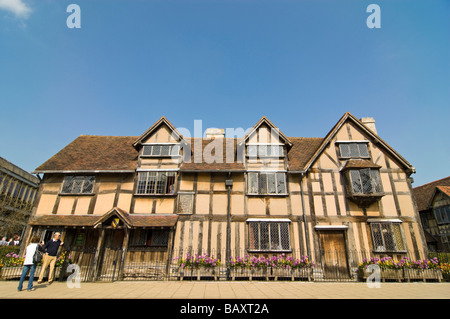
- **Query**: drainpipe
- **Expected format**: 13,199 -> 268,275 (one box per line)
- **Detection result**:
225,172 -> 233,280
300,173 -> 311,258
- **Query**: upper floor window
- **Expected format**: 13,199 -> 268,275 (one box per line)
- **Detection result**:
136,171 -> 176,195
349,168 -> 382,195
247,172 -> 287,195
141,144 -> 180,157
434,205 -> 450,225
61,176 -> 95,194
338,142 -> 369,159
247,145 -> 284,157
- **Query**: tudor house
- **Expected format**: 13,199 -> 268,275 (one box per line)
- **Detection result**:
25,112 -> 427,279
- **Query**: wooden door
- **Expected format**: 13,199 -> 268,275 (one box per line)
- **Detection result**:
98,229 -> 124,281
319,231 -> 349,279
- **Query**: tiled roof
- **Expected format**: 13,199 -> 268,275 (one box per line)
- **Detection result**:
34,135 -> 325,173
436,186 -> 450,197
34,135 -> 139,172
29,212 -> 178,228
413,176 -> 450,211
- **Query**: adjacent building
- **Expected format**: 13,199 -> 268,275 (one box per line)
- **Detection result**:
25,112 -> 427,280
0,157 -> 40,240
413,176 -> 450,252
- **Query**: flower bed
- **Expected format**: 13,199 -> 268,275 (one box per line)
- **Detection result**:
173,253 -> 221,280
358,256 -> 444,282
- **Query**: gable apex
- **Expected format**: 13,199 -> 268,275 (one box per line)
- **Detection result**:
132,116 -> 186,149
238,116 -> 293,147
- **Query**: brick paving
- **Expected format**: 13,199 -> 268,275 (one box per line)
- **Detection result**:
0,280 -> 449,299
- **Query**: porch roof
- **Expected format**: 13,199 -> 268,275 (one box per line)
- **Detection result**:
29,213 -> 179,228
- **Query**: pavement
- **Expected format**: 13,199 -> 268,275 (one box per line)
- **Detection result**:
0,280 -> 449,299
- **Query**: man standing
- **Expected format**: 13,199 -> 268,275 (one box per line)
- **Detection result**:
37,232 -> 64,284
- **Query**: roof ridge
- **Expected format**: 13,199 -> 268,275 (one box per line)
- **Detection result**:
413,176 -> 450,189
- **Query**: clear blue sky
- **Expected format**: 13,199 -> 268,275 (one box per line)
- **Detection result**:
0,0 -> 448,187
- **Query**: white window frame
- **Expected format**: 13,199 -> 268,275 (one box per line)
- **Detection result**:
135,171 -> 177,195
141,143 -> 181,157
337,141 -> 370,159
247,171 -> 287,195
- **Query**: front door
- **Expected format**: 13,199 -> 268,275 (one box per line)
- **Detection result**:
98,229 -> 124,281
319,230 -> 349,279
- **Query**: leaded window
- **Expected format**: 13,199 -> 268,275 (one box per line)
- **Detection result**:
248,220 -> 291,252
370,222 -> 405,252
247,145 -> 284,157
349,168 -> 382,194
247,172 -> 287,195
129,229 -> 170,247
142,144 -> 180,157
339,142 -> 369,158
61,176 -> 95,194
136,171 -> 176,195
434,205 -> 450,225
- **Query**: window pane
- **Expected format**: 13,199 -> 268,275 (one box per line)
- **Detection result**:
371,223 -> 384,251
260,222 -> 270,250
269,223 -> 280,250
142,145 -> 152,156
349,143 -> 359,157
350,170 -> 362,193
369,170 -> 382,193
82,176 -> 95,193
165,172 -> 176,194
171,145 -> 180,156
259,174 -> 267,194
249,223 -> 260,250
146,172 -> 157,194
137,172 -> 148,194
62,176 -> 74,193
71,177 -> 83,193
360,168 -> 373,193
358,143 -> 369,157
381,223 -> 396,251
248,145 -> 257,157
152,145 -> 161,156
150,230 -> 169,246
248,173 -> 258,194
156,172 -> 167,194
280,223 -> 290,250
276,173 -> 286,194
159,145 -> 169,156
340,144 -> 351,158
267,173 -> 276,194
393,224 -> 405,251
258,145 -> 267,156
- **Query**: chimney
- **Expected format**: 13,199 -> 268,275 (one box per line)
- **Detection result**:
205,128 -> 225,139
360,117 -> 377,134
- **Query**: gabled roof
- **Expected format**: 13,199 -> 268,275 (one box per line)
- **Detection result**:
238,116 -> 293,148
33,135 -> 139,173
413,176 -> 450,212
303,112 -> 415,173
132,116 -> 186,149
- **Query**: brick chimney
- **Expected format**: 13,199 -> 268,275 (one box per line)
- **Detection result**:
360,117 -> 377,135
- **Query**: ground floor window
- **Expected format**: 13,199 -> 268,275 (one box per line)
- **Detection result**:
129,229 -> 170,247
370,222 -> 405,252
247,219 -> 291,252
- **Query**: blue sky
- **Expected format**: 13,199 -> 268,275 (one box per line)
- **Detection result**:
0,0 -> 448,187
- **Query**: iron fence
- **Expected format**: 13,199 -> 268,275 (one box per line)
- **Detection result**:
1,246 -> 447,283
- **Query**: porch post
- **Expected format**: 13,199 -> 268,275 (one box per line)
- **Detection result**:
117,227 -> 130,280
91,228 -> 105,281
165,227 -> 175,280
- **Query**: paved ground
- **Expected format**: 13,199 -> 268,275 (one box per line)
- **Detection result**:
0,280 -> 449,299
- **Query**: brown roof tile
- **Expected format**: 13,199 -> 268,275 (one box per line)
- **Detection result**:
413,176 -> 450,211
286,137 -> 324,171
34,135 -> 139,172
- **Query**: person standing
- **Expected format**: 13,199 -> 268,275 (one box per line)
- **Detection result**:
37,232 -> 64,284
0,237 -> 8,245
17,236 -> 44,291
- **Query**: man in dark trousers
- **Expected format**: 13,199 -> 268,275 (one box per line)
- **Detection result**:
37,232 -> 64,284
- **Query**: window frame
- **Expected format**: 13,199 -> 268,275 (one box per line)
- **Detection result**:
129,229 -> 170,248
433,205 -> 450,225
348,168 -> 383,195
60,175 -> 95,195
247,171 -> 287,196
135,171 -> 177,196
140,143 -> 181,158
337,141 -> 370,159
247,219 -> 292,252
369,221 -> 406,253
247,144 -> 285,158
